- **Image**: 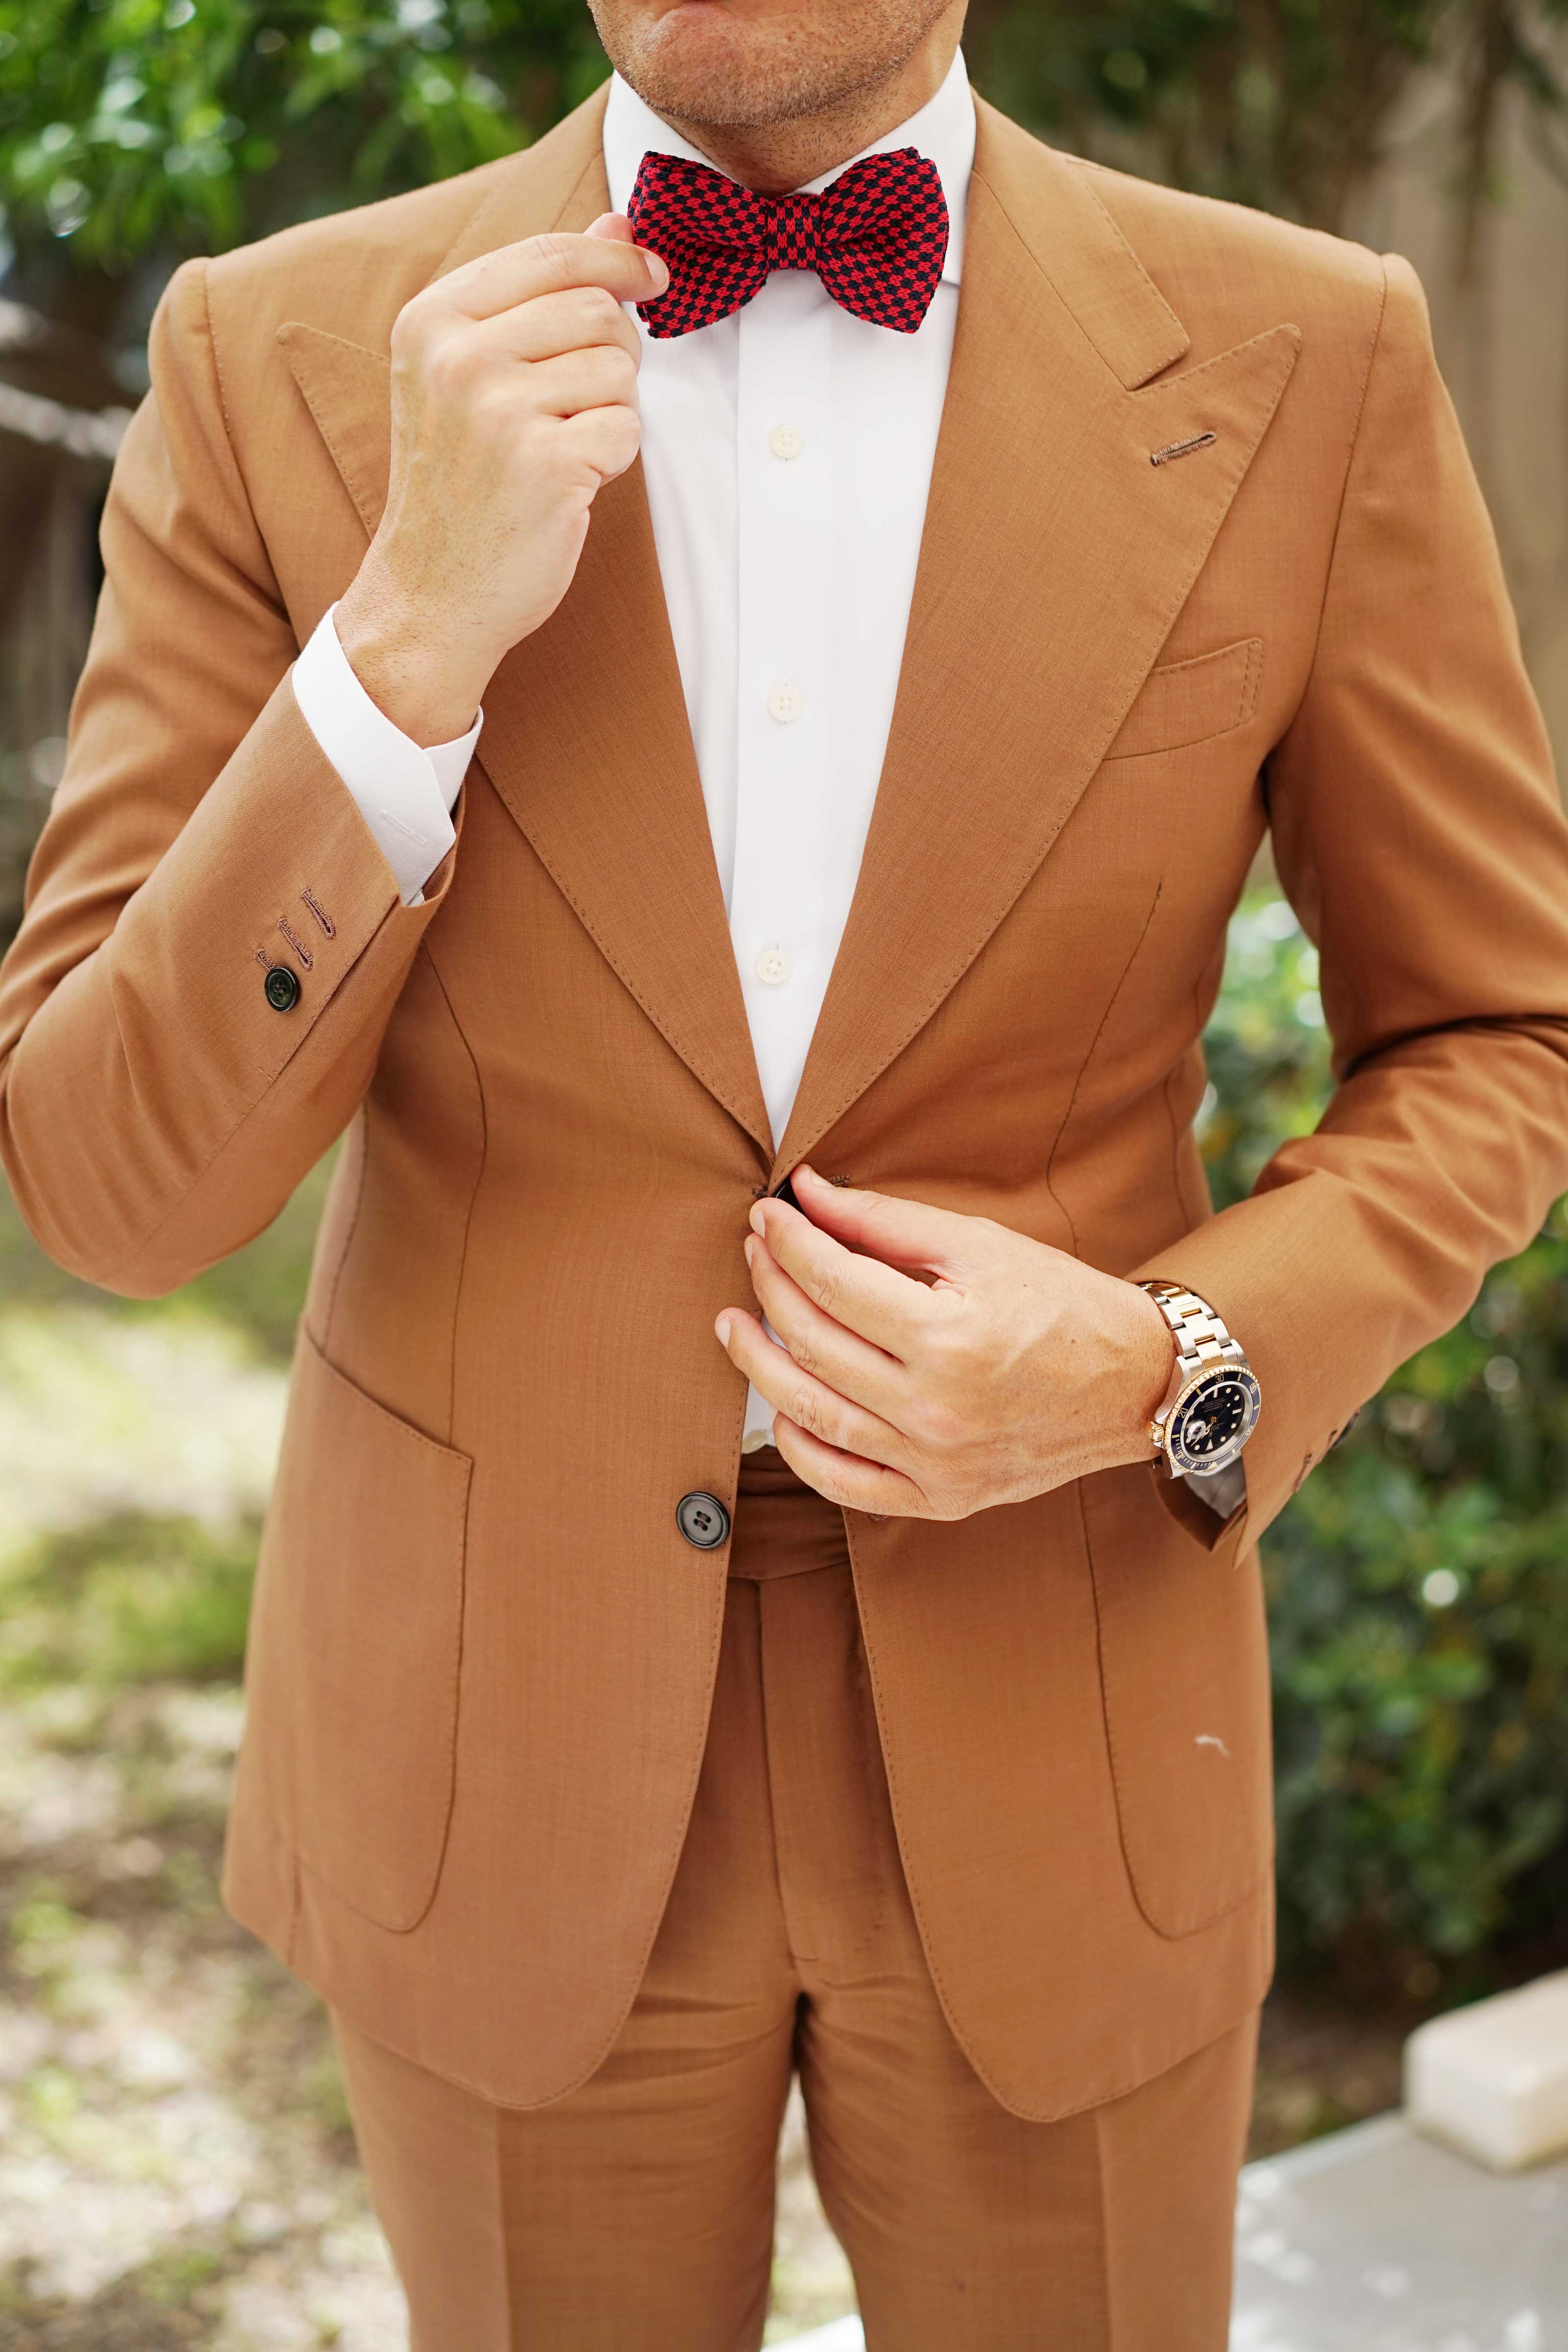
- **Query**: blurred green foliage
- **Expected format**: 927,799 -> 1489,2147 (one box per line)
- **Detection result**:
1203,890 -> 1568,1997
0,0 -> 601,278
0,1510 -> 258,1687
1199,890 -> 1329,1209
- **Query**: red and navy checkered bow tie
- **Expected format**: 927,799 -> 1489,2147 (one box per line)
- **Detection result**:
627,147 -> 949,338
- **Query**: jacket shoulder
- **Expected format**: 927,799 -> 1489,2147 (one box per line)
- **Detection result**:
201,157 -> 501,348
1057,150 -> 1387,357
198,88 -> 608,365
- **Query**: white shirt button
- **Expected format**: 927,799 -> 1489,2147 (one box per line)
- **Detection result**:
740,1426 -> 772,1452
768,422 -> 804,462
766,682 -> 804,724
755,944 -> 792,987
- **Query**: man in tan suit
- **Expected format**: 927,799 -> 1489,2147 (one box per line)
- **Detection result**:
4,0 -> 1568,2337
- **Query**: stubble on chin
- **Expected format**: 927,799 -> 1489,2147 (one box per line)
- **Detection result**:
592,0 -> 948,134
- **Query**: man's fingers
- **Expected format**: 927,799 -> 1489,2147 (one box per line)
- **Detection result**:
585,210 -> 636,245
435,225 -> 668,322
554,403 -> 642,485
473,284 -> 642,366
743,1235 -> 905,1420
714,1309 -> 908,1471
748,1195 -> 929,1353
789,1164 -> 977,1277
521,344 -> 640,420
770,1416 -> 929,1519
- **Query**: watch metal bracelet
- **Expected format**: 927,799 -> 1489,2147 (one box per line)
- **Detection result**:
1136,1280 -> 1247,1379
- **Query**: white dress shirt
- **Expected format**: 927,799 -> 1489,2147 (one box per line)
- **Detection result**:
604,58 -> 971,1164
291,51 -> 976,1452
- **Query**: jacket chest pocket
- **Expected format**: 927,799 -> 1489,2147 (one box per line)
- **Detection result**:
244,1325 -> 472,1932
1104,637 -> 1264,761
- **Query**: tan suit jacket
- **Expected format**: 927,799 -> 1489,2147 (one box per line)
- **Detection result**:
4,84 -> 1568,2120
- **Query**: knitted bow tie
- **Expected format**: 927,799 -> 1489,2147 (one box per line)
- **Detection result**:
626,146 -> 950,339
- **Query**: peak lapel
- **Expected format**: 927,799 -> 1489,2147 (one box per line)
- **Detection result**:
277,326 -> 391,534
771,106 -> 1299,1181
279,85 -> 774,1160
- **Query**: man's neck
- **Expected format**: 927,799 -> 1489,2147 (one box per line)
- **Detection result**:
649,33 -> 962,194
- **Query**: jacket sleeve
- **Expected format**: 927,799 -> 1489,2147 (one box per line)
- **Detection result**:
0,257 -> 462,1297
1137,253 -> 1568,1549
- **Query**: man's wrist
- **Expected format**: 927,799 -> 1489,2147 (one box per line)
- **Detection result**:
336,567 -> 486,747
1113,1277 -> 1179,1468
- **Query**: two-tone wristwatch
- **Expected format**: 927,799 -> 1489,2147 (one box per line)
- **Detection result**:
1136,1281 -> 1262,1480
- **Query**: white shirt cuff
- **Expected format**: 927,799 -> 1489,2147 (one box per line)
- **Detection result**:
290,603 -> 481,906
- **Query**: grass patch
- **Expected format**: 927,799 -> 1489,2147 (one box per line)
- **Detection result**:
0,2245 -> 237,2347
0,1514 -> 257,1690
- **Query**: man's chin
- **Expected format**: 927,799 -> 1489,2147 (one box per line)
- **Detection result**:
617,8 -> 851,131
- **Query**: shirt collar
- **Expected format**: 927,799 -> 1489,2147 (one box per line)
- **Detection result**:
601,44 -> 974,288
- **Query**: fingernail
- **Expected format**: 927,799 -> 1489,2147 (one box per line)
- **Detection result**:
749,1203 -> 766,1236
743,1236 -> 756,1265
795,1163 -> 818,1184
715,1314 -> 732,1345
639,246 -> 669,292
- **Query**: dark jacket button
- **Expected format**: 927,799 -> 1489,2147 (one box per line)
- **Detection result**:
264,963 -> 300,1012
676,1491 -> 731,1550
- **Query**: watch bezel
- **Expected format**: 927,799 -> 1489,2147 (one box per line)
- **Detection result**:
1161,1364 -> 1262,1478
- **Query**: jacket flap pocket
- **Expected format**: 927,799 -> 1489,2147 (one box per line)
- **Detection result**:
249,1325 -> 473,1932
1105,637 -> 1263,761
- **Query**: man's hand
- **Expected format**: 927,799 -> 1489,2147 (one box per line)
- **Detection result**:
714,1164 -> 1175,1519
334,217 -> 668,744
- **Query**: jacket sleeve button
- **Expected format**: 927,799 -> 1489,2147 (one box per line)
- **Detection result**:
676,1491 -> 731,1550
264,963 -> 301,1012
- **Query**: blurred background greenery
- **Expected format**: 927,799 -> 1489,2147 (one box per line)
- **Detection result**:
2,0 -> 1568,2338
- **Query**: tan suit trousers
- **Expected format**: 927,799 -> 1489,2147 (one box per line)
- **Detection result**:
333,1455 -> 1258,2350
